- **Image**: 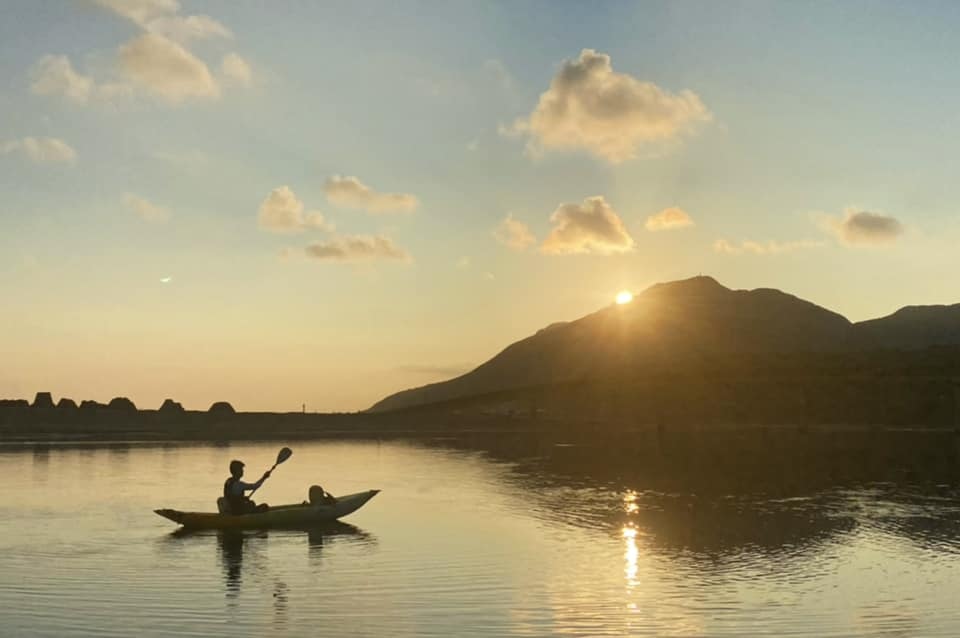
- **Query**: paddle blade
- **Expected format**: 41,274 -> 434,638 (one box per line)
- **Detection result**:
276,447 -> 293,465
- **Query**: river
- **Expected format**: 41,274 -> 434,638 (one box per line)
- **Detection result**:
2,432 -> 960,636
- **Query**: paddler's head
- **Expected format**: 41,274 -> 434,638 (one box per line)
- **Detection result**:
229,459 -> 244,478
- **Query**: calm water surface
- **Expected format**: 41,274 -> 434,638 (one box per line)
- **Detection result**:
2,434 -> 960,637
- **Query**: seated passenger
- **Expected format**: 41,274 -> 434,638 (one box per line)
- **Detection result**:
309,484 -> 338,505
223,459 -> 270,514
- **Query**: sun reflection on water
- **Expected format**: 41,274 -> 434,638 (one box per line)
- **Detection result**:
623,525 -> 639,587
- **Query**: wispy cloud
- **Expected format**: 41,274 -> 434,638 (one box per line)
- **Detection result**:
542,196 -> 634,255
504,49 -> 710,163
258,186 -> 332,233
93,0 -> 232,42
645,207 -> 694,231
30,56 -> 94,103
324,175 -> 419,214
1,136 -> 76,164
221,53 -> 252,87
713,238 -> 824,255
304,235 -> 411,263
124,193 -> 170,223
494,214 -> 536,251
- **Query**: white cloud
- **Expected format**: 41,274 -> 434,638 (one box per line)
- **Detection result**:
93,0 -> 179,26
221,53 -> 252,87
493,214 -> 536,251
304,235 -> 411,262
506,49 -> 710,163
324,175 -> 419,214
93,0 -> 231,42
119,33 -> 220,103
124,193 -> 170,223
713,238 -> 824,255
645,207 -> 694,231
258,186 -> 332,233
30,55 -> 93,103
822,208 -> 904,246
1,137 -> 77,164
32,2 -> 243,108
542,196 -> 634,255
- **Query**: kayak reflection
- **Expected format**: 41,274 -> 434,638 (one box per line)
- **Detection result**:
165,522 -> 376,599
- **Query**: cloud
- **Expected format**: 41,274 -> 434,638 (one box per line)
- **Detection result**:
823,208 -> 904,246
119,33 -> 220,103
456,256 -> 471,268
1,137 -> 77,164
713,238 -> 824,255
30,55 -> 135,106
93,0 -> 232,42
645,207 -> 694,231
30,55 -> 94,103
124,193 -> 170,222
324,175 -> 419,214
494,214 -> 536,251
32,3 -> 244,108
304,235 -> 411,263
258,186 -> 332,233
542,196 -> 634,255
505,49 -> 710,163
221,53 -> 252,87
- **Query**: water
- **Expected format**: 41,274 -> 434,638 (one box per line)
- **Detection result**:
2,432 -> 960,637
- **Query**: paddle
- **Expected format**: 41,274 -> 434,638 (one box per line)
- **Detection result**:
248,447 -> 292,497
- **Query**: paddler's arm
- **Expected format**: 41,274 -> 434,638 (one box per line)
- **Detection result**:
238,471 -> 271,493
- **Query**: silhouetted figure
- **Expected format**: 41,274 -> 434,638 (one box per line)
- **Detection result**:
308,484 -> 337,505
222,460 -> 270,514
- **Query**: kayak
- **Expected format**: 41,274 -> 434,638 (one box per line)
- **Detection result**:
155,489 -> 380,530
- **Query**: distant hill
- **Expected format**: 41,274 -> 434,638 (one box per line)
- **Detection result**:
856,304 -> 960,350
370,276 -> 960,413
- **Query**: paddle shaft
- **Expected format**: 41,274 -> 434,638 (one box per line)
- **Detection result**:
247,461 -> 278,497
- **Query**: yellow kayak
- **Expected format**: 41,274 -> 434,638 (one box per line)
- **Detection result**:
155,490 -> 380,530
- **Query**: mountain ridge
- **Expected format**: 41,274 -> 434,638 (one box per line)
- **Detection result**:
370,276 -> 960,413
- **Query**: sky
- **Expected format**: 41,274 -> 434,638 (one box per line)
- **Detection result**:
2,1 -> 960,412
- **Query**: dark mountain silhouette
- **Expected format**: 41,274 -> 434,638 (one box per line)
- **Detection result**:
371,276 -> 960,413
856,304 -> 960,350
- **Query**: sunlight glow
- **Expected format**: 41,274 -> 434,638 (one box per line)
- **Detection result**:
615,290 -> 633,305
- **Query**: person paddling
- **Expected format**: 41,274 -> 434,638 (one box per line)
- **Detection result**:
223,460 -> 271,514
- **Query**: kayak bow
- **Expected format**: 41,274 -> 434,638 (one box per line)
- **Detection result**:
154,489 -> 380,530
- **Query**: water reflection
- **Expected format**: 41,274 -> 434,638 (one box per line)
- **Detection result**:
422,428 -> 960,567
216,531 -> 248,597
164,522 -> 377,600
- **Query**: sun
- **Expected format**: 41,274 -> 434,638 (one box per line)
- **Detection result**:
615,290 -> 634,305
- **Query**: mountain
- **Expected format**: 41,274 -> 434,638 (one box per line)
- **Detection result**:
370,276 -> 897,413
855,304 -> 960,350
